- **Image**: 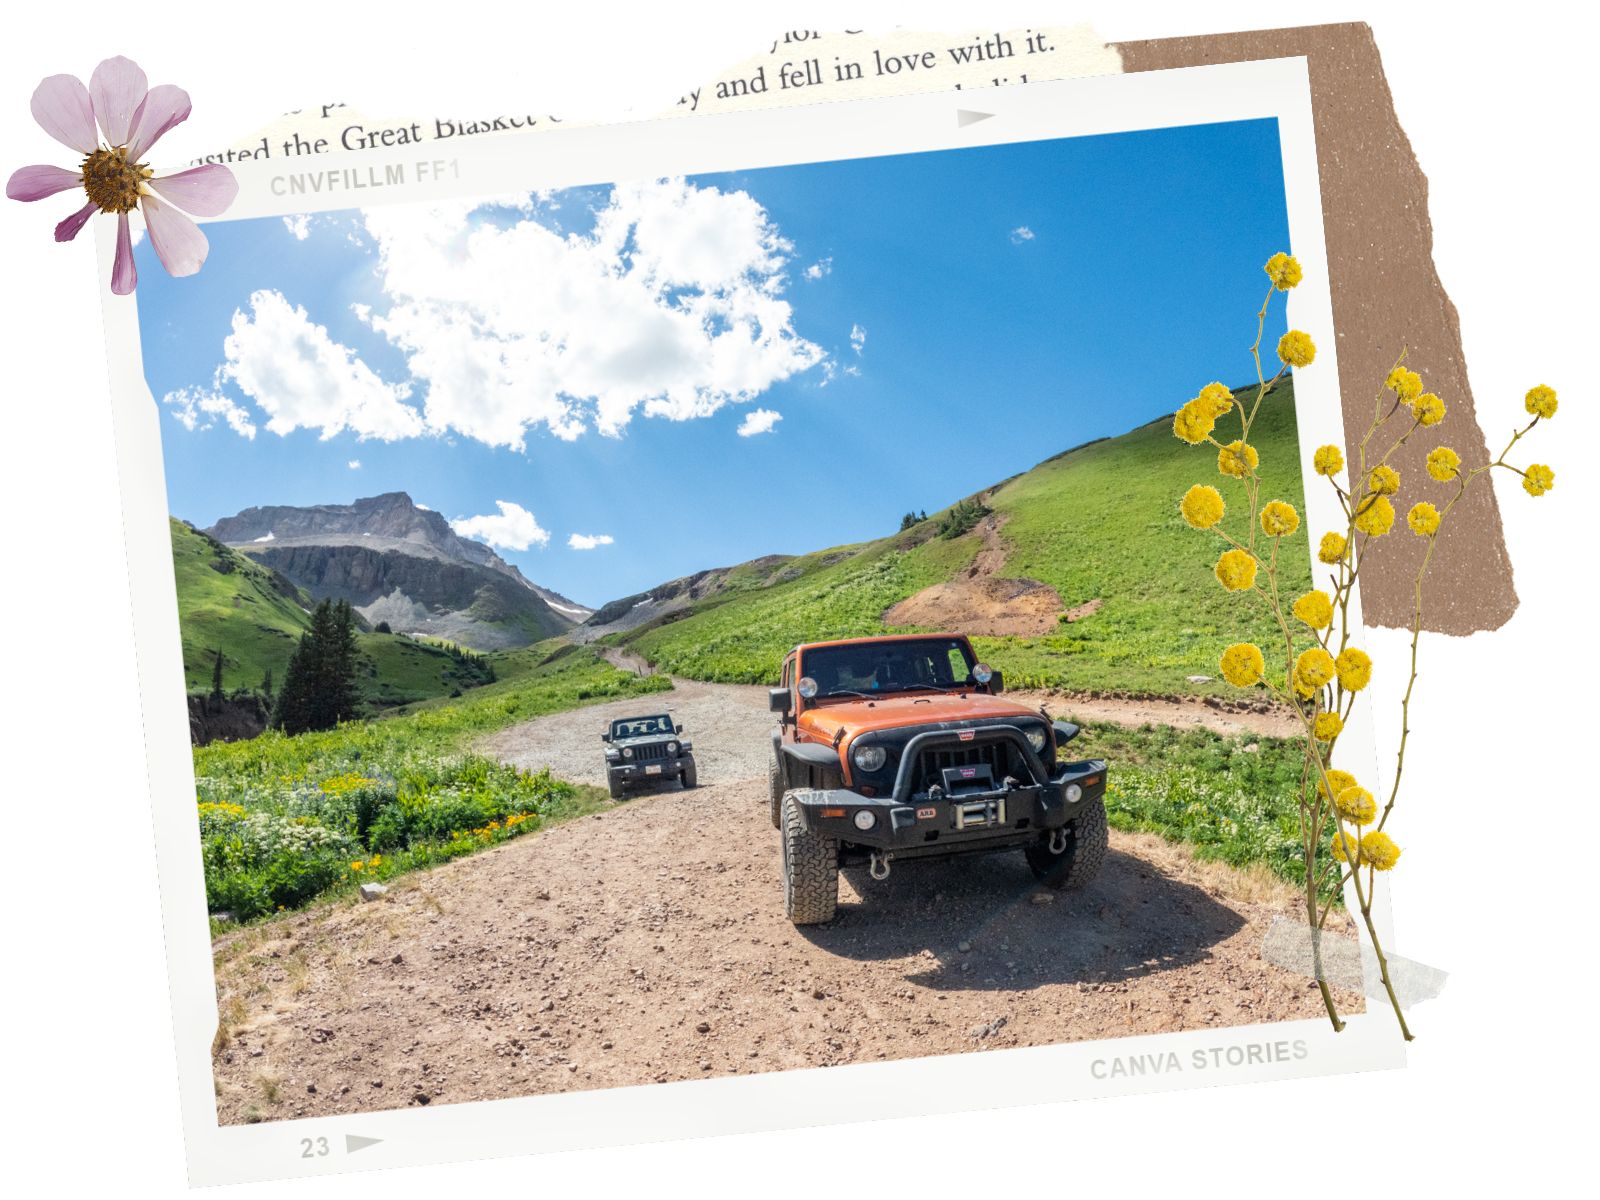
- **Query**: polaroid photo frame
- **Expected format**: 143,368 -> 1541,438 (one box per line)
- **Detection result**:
99,56 -> 1404,1185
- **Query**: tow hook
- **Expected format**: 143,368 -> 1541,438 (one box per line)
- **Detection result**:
1048,827 -> 1070,855
869,851 -> 893,881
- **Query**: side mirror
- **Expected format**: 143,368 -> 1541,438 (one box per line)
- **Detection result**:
675,723 -> 684,733
1053,720 -> 1080,746
988,669 -> 1004,694
601,732 -> 611,742
769,687 -> 793,714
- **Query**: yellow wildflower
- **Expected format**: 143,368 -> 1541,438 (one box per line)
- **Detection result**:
1317,768 -> 1359,800
1335,647 -> 1373,692
1215,549 -> 1258,592
1292,589 -> 1334,630
1196,382 -> 1235,417
1260,500 -> 1300,538
1335,786 -> 1377,826
1523,464 -> 1555,497
1426,446 -> 1461,482
1354,495 -> 1395,537
1408,501 -> 1441,537
1220,643 -> 1266,688
1294,647 -> 1336,696
1330,830 -> 1363,865
351,860 -> 364,872
1386,367 -> 1422,401
1264,252 -> 1303,290
1217,440 -> 1259,479
1172,398 -> 1215,445
1313,444 -> 1344,476
1360,830 -> 1402,871
1277,329 -> 1316,368
1524,384 -> 1558,419
1180,484 -> 1226,530
1317,532 -> 1348,564
1313,711 -> 1344,741
1412,392 -> 1446,426
1368,464 -> 1401,496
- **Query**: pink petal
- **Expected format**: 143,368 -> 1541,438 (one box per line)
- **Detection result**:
142,194 -> 208,278
90,56 -> 148,147
112,212 -> 137,294
7,164 -> 81,201
55,199 -> 97,242
30,74 -> 97,154
149,164 -> 236,216
127,84 -> 192,160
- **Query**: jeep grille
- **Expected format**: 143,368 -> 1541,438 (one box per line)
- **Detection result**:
915,742 -> 1010,793
632,741 -> 670,762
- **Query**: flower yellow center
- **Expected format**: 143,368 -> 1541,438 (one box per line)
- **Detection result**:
80,146 -> 151,214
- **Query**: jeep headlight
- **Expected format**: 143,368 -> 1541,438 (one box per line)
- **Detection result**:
852,744 -> 887,772
1065,783 -> 1083,803
667,741 -> 679,755
797,676 -> 819,699
622,746 -> 634,759
1025,725 -> 1048,753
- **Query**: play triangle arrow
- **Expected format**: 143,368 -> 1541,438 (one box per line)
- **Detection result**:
345,1134 -> 383,1154
956,110 -> 994,127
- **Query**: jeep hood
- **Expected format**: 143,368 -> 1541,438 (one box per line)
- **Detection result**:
799,692 -> 1040,740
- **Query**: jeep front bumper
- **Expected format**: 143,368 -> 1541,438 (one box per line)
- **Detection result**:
794,758 -> 1107,854
609,755 -> 693,783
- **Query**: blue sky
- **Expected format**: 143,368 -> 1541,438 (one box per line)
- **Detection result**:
135,117 -> 1291,608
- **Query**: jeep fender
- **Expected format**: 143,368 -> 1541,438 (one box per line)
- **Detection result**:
771,729 -> 842,789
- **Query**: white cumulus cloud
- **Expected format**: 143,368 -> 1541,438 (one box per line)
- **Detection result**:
357,179 -> 825,447
283,214 -> 312,240
567,532 -> 615,550
450,501 -> 550,551
220,290 -> 422,441
161,386 -> 257,439
347,459 -> 361,469
804,257 -> 832,280
737,408 -> 783,437
850,323 -> 866,355
1010,225 -> 1035,244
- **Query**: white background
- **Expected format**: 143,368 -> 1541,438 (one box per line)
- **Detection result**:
1,2 -> 1592,1195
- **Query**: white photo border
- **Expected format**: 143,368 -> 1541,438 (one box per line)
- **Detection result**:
96,56 -> 1404,1187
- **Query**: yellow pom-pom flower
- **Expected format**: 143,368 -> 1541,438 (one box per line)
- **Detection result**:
1355,495 -> 1395,537
1277,329 -> 1317,368
1294,647 -> 1336,695
1313,711 -> 1344,741
1368,464 -> 1401,496
1335,647 -> 1373,692
1264,252 -> 1303,290
1260,500 -> 1300,538
1360,830 -> 1402,871
1335,786 -> 1378,826
1386,367 -> 1422,401
1317,531 -> 1348,564
1408,501 -> 1441,537
1217,440 -> 1259,478
1196,382 -> 1235,417
1412,392 -> 1446,426
1313,444 -> 1344,476
1524,384 -> 1558,419
1172,399 -> 1215,445
1317,768 -> 1359,800
1426,446 -> 1461,482
1215,548 -> 1258,592
1220,643 -> 1266,688
1330,830 -> 1363,866
1292,589 -> 1334,630
1523,464 -> 1555,497
1180,484 -> 1226,530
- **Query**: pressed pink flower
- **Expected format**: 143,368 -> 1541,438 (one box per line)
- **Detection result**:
7,56 -> 237,295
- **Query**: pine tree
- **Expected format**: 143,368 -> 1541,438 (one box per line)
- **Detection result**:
271,600 -> 361,735
260,667 -> 273,700
210,649 -> 225,705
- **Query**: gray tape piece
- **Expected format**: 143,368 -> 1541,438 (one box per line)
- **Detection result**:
1262,916 -> 1448,1007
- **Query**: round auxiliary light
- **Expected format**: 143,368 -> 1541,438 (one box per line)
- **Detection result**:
853,810 -> 877,831
1026,726 -> 1049,753
853,744 -> 888,772
1065,783 -> 1083,803
972,662 -> 994,684
622,746 -> 634,759
797,676 -> 820,699
667,741 -> 679,755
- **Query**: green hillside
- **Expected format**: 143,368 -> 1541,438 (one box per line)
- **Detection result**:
622,380 -> 1312,696
170,520 -> 493,711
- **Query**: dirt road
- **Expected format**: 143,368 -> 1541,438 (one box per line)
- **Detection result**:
211,678 -> 1353,1124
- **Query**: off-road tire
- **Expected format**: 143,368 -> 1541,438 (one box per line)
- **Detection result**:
768,757 -> 785,829
781,790 -> 839,925
1025,796 -> 1109,890
681,759 -> 698,789
608,774 -> 626,801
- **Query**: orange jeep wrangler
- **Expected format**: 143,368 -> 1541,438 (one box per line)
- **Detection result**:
768,633 -> 1108,924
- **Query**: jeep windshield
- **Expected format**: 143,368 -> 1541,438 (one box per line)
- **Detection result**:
800,639 -> 978,699
611,715 -> 674,738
